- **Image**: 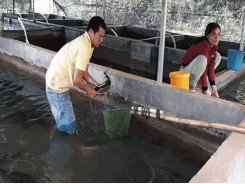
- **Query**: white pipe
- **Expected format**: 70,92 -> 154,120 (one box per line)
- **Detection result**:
157,0 -> 167,84
18,17 -> 29,44
110,28 -> 118,36
239,13 -> 245,51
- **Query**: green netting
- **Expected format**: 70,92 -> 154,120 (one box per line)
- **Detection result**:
101,103 -> 132,138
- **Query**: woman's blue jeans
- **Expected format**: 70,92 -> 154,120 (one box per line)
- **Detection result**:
46,84 -> 76,134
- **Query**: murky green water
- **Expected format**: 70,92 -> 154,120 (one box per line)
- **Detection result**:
0,59 -> 209,182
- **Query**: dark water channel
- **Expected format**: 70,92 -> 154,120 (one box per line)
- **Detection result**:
219,74 -> 245,105
0,59 -> 211,182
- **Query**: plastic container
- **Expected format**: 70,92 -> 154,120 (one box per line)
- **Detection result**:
169,71 -> 190,89
227,49 -> 245,71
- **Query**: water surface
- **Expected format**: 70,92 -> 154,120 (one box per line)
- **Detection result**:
219,74 -> 245,105
0,60 -> 208,183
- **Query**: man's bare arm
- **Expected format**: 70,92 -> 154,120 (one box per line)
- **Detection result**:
83,65 -> 99,87
74,66 -> 100,98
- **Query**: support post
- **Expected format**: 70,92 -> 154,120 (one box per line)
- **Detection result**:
96,0 -> 98,16
157,0 -> 167,84
239,13 -> 245,51
13,0 -> 15,14
33,0 -> 35,22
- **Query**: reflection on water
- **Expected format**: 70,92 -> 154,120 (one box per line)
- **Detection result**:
41,134 -> 74,182
0,60 -> 206,182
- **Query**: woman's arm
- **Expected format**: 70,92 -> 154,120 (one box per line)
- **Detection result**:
207,56 -> 219,98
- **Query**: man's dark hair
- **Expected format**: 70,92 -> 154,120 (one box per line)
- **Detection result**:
87,16 -> 106,33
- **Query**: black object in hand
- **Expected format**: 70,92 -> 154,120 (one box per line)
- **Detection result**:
94,72 -> 111,93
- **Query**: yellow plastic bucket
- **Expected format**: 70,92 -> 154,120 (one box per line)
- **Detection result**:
169,71 -> 190,89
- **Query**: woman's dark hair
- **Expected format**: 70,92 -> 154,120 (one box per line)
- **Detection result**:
204,22 -> 221,36
87,16 -> 106,33
194,22 -> 221,44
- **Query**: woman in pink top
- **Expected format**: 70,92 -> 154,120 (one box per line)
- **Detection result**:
181,22 -> 221,98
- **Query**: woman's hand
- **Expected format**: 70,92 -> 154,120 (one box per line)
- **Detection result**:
202,90 -> 211,96
211,85 -> 219,98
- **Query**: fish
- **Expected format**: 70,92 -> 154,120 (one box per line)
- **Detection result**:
94,72 -> 111,93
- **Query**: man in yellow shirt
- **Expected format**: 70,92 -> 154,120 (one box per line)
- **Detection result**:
46,16 -> 107,134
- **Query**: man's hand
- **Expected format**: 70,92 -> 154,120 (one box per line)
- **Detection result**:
87,88 -> 101,98
74,67 -> 100,98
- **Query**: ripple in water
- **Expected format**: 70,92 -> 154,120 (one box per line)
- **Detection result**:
220,74 -> 245,105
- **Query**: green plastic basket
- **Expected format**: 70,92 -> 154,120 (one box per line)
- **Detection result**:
100,103 -> 132,138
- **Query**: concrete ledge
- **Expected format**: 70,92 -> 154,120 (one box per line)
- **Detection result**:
190,120 -> 245,183
216,64 -> 245,90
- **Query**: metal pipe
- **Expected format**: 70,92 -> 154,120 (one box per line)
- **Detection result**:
13,0 -> 15,14
103,1 -> 106,20
239,13 -> 245,51
33,0 -> 35,22
157,0 -> 167,84
1,13 -> 5,24
139,37 -> 157,41
96,0 -> 98,16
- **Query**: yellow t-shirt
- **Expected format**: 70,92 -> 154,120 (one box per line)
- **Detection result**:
46,32 -> 94,93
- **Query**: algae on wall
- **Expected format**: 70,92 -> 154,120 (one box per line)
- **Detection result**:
1,0 -> 245,43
